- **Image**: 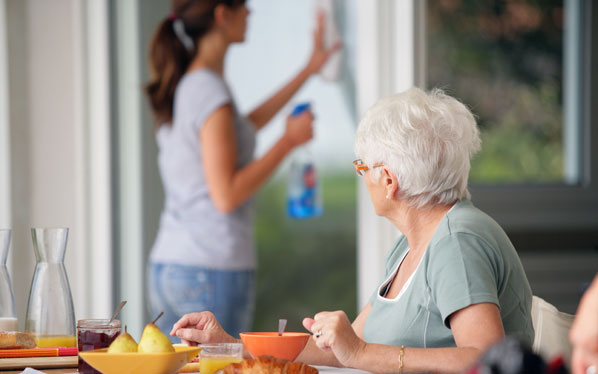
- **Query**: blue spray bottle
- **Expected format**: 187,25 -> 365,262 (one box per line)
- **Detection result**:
286,103 -> 323,219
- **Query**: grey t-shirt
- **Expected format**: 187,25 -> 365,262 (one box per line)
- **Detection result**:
364,199 -> 534,348
150,69 -> 257,270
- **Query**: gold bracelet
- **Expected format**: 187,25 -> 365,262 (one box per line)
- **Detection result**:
398,345 -> 405,374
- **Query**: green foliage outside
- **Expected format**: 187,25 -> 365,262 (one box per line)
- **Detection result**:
252,173 -> 357,333
428,0 -> 565,184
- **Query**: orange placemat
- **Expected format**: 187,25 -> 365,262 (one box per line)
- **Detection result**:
0,348 -> 59,358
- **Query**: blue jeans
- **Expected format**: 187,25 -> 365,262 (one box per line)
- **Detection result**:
148,263 -> 255,342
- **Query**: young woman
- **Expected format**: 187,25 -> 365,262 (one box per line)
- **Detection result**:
145,0 -> 340,339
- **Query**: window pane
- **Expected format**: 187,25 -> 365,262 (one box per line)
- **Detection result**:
227,0 -> 357,332
427,0 -> 569,184
254,174 -> 356,331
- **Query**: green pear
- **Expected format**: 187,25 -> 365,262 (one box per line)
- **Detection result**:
107,326 -> 138,353
137,312 -> 174,353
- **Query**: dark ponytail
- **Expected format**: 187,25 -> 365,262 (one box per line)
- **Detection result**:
145,0 -> 246,126
145,18 -> 192,125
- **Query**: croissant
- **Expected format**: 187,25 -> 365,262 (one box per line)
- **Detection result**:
219,355 -> 318,374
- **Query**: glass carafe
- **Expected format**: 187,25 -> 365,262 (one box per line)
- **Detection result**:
25,228 -> 76,347
0,229 -> 18,331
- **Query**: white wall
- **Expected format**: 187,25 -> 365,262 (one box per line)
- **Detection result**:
4,0 -> 112,330
0,0 -> 10,231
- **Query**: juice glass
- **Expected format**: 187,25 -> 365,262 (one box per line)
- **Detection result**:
35,335 -> 77,347
77,319 -> 121,374
200,343 -> 243,374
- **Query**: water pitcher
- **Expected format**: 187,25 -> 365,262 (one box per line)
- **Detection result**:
0,229 -> 18,331
25,228 -> 76,347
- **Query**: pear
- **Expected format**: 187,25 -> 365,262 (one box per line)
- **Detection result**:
137,312 -> 174,353
107,325 -> 138,353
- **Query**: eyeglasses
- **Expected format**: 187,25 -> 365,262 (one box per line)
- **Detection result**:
353,159 -> 384,176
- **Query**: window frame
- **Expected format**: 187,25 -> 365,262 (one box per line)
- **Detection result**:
355,0 -> 426,309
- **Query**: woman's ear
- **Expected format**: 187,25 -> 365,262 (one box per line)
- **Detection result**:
382,167 -> 399,199
213,4 -> 229,27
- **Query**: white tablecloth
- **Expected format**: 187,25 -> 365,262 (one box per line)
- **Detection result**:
316,365 -> 373,374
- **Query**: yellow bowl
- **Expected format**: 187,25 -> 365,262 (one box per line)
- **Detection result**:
79,346 -> 201,374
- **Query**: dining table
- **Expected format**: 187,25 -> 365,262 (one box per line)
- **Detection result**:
1,369 -> 75,374
0,365 -> 373,374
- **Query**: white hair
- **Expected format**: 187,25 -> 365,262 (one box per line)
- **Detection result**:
354,87 -> 481,209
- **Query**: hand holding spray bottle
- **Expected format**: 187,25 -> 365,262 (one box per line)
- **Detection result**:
287,103 -> 323,219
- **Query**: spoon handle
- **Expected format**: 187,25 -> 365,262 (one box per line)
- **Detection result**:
278,319 -> 287,336
110,301 -> 127,323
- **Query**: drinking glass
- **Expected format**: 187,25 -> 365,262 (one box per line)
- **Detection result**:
200,343 -> 244,374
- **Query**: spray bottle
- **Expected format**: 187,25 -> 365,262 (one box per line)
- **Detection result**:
286,103 -> 323,219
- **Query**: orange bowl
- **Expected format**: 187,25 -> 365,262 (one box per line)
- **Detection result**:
240,332 -> 310,361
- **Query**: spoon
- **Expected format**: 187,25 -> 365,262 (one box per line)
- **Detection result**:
109,300 -> 127,323
278,319 -> 287,336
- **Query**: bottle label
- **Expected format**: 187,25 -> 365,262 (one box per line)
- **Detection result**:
287,161 -> 322,219
286,102 -> 322,219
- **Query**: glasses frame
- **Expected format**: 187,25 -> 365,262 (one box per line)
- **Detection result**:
353,159 -> 384,176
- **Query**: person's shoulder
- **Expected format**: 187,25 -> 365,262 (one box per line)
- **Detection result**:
177,69 -> 230,98
440,200 -> 505,239
174,69 -> 232,120
429,200 -> 513,257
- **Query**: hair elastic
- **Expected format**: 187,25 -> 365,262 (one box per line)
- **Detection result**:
172,19 -> 195,52
167,13 -> 177,21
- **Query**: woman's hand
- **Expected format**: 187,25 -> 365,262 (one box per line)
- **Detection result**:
170,311 -> 237,346
303,311 -> 367,368
570,276 -> 598,374
247,12 -> 340,129
283,110 -> 314,148
304,11 -> 342,76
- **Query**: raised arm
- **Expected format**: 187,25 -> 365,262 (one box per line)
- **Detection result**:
201,105 -> 312,213
247,12 -> 341,129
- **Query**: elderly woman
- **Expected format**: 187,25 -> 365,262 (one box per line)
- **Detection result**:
170,88 -> 534,373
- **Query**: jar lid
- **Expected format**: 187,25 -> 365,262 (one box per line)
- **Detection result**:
77,319 -> 121,329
